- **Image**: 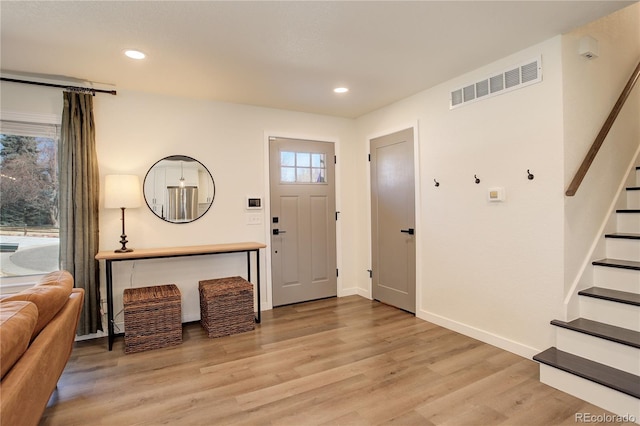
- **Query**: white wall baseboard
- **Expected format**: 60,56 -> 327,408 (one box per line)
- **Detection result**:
417,309 -> 540,359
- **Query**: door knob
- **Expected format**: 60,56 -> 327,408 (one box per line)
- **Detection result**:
400,228 -> 415,235
273,229 -> 287,235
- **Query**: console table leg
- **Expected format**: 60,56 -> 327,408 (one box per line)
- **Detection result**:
256,249 -> 261,323
106,260 -> 114,351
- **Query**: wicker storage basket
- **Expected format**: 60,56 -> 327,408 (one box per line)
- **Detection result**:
123,284 -> 182,354
199,276 -> 255,338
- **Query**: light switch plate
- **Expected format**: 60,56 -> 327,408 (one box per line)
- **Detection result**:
246,213 -> 262,225
488,187 -> 505,202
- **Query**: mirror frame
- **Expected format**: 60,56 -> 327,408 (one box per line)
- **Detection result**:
143,155 -> 215,224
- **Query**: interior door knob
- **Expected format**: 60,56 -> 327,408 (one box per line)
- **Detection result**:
400,228 -> 415,235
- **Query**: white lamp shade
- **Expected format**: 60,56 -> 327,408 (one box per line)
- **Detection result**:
104,174 -> 142,209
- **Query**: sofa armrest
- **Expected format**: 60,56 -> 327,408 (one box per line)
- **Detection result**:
0,288 -> 84,426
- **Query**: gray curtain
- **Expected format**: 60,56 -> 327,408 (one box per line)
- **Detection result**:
59,91 -> 101,335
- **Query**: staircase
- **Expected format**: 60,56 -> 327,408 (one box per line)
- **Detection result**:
534,166 -> 640,422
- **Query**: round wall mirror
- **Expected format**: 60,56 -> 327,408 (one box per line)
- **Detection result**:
143,155 -> 215,223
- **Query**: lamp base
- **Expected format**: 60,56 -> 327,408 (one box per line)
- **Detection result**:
114,232 -> 133,253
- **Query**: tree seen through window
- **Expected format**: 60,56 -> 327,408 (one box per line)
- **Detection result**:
0,132 -> 59,278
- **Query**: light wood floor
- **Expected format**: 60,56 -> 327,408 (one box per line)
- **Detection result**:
41,296 -> 626,425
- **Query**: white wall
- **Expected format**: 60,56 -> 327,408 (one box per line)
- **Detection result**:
562,3 -> 640,306
0,83 -> 62,117
355,37 -> 566,358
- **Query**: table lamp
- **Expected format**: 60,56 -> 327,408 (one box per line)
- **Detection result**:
105,174 -> 141,253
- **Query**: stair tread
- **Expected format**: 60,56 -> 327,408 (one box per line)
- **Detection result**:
604,233 -> 640,240
533,347 -> 640,399
578,286 -> 640,307
551,318 -> 640,348
592,258 -> 640,271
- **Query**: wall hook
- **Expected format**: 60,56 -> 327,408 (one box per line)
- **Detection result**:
474,175 -> 480,184
434,179 -> 440,187
527,169 -> 534,180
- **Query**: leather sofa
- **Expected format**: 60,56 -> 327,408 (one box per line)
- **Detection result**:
0,270 -> 85,426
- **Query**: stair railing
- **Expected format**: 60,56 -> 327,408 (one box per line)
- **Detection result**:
566,60 -> 640,197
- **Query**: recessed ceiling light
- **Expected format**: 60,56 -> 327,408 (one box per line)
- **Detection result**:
334,87 -> 349,93
124,50 -> 146,60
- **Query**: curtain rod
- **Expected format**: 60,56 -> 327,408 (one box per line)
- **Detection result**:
0,77 -> 117,96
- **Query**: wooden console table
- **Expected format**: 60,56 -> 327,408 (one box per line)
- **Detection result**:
95,242 -> 266,351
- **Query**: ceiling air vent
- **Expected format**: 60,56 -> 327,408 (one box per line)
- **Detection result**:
476,79 -> 489,98
450,56 -> 542,110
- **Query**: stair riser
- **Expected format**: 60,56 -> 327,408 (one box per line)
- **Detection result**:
555,328 -> 639,375
580,298 -> 640,332
616,213 -> 640,234
627,191 -> 640,209
593,266 -> 640,293
605,239 -> 640,262
539,365 -> 640,423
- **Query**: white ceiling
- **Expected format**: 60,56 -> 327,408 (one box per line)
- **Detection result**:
0,1 -> 635,118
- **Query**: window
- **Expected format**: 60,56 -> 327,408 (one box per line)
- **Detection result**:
280,151 -> 326,183
0,119 -> 60,282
